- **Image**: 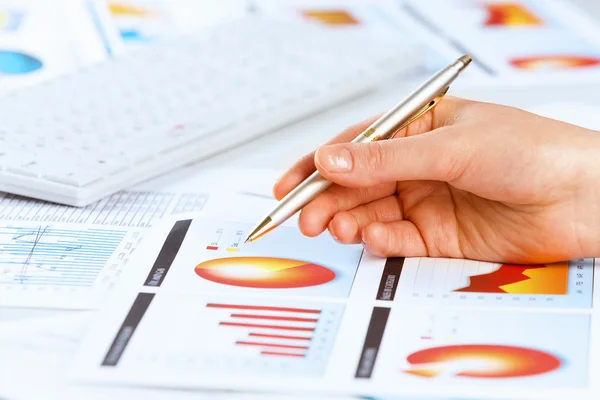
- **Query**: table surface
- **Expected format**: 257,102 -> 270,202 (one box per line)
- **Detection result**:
2,1 -> 600,398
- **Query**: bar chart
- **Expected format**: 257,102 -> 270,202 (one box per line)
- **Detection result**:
202,300 -> 343,374
209,303 -> 321,358
129,295 -> 346,377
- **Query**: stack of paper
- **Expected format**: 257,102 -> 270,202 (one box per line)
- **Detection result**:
2,1 -> 600,399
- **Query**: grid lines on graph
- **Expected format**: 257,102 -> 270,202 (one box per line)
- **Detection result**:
0,191 -> 178,227
0,225 -> 126,287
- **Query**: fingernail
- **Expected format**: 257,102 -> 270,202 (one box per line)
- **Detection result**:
361,231 -> 370,248
328,222 -> 340,242
317,147 -> 353,173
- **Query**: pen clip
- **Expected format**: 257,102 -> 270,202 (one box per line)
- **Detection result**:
388,86 -> 449,139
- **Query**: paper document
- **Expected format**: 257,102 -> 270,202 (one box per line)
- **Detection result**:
0,312 -> 344,400
0,164 -> 287,310
253,0 -> 600,85
88,0 -> 247,50
397,0 -> 600,85
68,193 -> 600,399
0,166 -> 283,310
0,173 -> 211,308
0,0 -> 111,93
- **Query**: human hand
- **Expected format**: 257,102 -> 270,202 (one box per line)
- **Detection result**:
273,96 -> 600,263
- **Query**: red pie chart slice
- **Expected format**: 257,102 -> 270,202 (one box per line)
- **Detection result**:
195,256 -> 336,288
510,55 -> 600,70
404,344 -> 561,379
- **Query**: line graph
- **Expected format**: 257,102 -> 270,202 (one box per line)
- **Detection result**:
0,224 -> 127,287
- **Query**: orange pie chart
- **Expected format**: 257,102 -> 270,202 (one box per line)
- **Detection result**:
195,256 -> 336,288
510,55 -> 600,70
404,344 -> 561,379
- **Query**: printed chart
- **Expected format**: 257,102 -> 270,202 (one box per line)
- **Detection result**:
400,0 -> 600,79
369,309 -> 590,389
0,50 -> 42,74
252,0 -> 412,37
103,293 -> 344,376
300,9 -> 360,25
106,1 -> 166,43
482,2 -> 544,26
159,218 -> 364,298
0,190 -> 207,227
0,222 -> 142,308
393,257 -> 593,308
0,225 -> 126,287
1,1 -> 109,93
0,9 -> 24,32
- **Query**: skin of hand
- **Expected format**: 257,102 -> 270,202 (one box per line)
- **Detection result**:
273,96 -> 600,264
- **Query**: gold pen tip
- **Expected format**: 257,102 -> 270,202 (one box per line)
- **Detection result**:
244,216 -> 275,244
457,54 -> 472,71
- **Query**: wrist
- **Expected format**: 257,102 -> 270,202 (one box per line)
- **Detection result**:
574,130 -> 600,258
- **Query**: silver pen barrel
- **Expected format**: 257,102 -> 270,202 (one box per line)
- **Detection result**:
245,55 -> 471,242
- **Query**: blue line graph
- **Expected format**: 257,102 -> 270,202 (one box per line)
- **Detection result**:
0,225 -> 126,287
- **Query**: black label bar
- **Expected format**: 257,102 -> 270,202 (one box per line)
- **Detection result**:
355,307 -> 390,379
102,292 -> 155,366
376,257 -> 404,301
144,219 -> 192,287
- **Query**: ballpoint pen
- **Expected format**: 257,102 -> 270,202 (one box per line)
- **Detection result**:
244,54 -> 472,243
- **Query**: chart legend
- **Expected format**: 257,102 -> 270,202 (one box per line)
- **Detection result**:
225,230 -> 243,252
394,257 -> 593,308
206,228 -> 223,250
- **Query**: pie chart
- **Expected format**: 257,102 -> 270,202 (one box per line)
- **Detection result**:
403,344 -> 561,379
194,256 -> 336,289
510,55 -> 600,70
0,50 -> 42,74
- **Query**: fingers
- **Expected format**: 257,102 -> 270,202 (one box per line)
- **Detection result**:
327,196 -> 404,244
273,115 -> 381,200
314,125 -> 475,188
297,183 -> 396,237
274,96 -> 468,198
361,220 -> 429,257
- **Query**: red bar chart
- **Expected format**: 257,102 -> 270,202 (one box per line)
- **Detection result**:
201,300 -> 344,372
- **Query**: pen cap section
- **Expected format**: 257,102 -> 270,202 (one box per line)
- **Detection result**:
369,55 -> 472,140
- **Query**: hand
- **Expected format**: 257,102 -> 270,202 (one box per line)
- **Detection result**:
273,96 -> 600,263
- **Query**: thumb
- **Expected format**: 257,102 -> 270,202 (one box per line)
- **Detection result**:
313,127 -> 471,187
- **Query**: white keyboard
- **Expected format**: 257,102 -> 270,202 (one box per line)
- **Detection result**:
0,18 -> 421,206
